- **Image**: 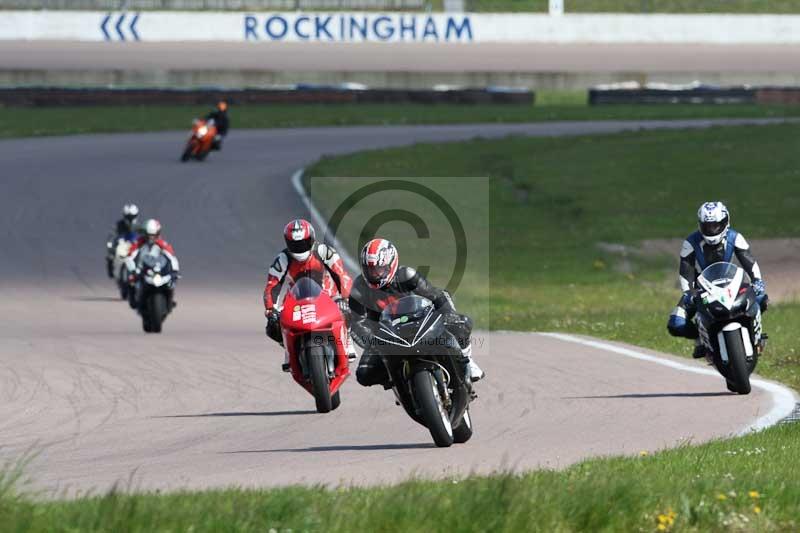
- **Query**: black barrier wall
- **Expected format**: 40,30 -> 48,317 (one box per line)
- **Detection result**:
0,86 -> 534,107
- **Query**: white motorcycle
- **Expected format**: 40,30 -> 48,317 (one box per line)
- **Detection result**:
694,262 -> 766,395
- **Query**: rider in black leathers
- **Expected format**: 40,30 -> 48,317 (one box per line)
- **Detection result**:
349,238 -> 484,387
205,101 -> 229,151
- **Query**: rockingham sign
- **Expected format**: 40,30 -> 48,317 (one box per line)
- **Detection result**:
4,11 -> 800,44
243,13 -> 472,42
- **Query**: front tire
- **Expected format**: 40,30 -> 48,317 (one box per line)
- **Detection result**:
413,370 -> 453,447
331,390 -> 341,411
181,145 -> 192,162
148,293 -> 166,334
306,346 -> 332,413
723,329 -> 751,395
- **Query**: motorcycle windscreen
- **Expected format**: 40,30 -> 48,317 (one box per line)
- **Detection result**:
291,277 -> 323,300
698,262 -> 749,290
380,295 -> 434,325
142,252 -> 170,273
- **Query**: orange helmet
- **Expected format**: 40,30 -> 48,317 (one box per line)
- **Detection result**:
217,101 -> 228,112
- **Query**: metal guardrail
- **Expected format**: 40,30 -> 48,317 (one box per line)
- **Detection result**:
0,0 -> 430,10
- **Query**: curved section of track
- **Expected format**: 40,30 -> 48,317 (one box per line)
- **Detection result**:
0,119 -> 793,495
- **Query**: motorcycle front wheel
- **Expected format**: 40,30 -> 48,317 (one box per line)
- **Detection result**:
413,370 -> 453,447
148,293 -> 167,334
723,329 -> 751,395
306,345 -> 332,413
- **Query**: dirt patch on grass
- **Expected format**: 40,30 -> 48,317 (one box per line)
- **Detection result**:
642,238 -> 800,303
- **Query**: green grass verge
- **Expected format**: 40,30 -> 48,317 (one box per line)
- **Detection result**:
469,0 -> 800,13
306,122 -> 800,390
3,423 -> 799,531
3,95 -> 800,138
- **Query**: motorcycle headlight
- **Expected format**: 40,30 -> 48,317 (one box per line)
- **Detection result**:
197,126 -> 208,137
153,274 -> 162,285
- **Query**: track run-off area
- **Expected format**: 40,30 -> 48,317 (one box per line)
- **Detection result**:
0,119 -> 796,496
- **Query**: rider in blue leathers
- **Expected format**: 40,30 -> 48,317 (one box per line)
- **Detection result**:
667,202 -> 768,358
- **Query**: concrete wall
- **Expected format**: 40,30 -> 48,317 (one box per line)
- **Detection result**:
4,11 -> 800,43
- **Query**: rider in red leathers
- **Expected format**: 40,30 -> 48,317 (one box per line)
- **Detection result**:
263,219 -> 355,371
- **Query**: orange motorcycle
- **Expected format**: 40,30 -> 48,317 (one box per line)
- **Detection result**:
180,118 -> 218,162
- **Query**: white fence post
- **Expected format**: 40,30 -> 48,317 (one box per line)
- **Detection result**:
549,0 -> 564,15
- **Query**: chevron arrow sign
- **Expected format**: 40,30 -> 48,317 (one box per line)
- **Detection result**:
100,13 -> 140,41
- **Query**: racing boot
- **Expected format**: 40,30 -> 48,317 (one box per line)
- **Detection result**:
281,350 -> 290,373
462,344 -> 484,382
345,332 -> 357,363
692,339 -> 707,359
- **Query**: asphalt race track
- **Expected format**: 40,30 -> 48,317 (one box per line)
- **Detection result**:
0,119 -> 794,496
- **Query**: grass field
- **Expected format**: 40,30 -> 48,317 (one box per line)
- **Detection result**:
468,0 -> 800,13
2,95 -> 800,138
2,422 -> 799,531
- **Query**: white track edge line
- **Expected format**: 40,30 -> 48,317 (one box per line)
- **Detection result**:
291,167 -> 360,273
291,167 -> 797,435
540,332 -> 798,435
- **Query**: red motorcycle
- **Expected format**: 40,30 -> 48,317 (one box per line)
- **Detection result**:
280,277 -> 351,413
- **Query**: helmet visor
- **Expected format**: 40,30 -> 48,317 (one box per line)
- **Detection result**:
700,217 -> 728,238
364,263 -> 391,286
287,238 -> 313,255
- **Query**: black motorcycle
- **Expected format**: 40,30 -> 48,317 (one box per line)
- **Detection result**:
695,262 -> 766,395
372,295 -> 474,447
133,251 -> 176,333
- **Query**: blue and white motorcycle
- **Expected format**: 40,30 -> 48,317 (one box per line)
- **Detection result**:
694,262 -> 767,395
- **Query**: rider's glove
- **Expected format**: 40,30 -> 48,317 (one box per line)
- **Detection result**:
335,297 -> 350,315
753,279 -> 766,296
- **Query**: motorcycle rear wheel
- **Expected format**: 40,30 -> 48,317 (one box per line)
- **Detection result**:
413,370 -> 454,447
723,329 -> 751,395
453,408 -> 473,444
306,346 -> 332,413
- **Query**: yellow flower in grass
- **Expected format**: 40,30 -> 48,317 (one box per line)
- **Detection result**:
655,508 -> 677,530
754,506 -> 762,514
716,493 -> 728,501
749,490 -> 760,499
639,450 -> 649,457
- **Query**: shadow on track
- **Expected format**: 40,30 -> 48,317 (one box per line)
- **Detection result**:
565,392 -> 733,399
226,443 -> 434,453
69,296 -> 122,302
154,410 -> 317,418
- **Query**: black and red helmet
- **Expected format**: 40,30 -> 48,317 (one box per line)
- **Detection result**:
360,238 -> 399,289
284,219 -> 316,261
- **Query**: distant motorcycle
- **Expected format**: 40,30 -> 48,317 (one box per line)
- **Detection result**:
695,261 -> 767,395
371,295 -> 474,447
106,233 -> 136,300
131,248 -> 177,333
180,118 -> 217,162
279,277 -> 351,413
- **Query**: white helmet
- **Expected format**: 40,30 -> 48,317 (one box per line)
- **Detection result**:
144,219 -> 162,241
697,201 -> 729,245
123,203 -> 139,222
